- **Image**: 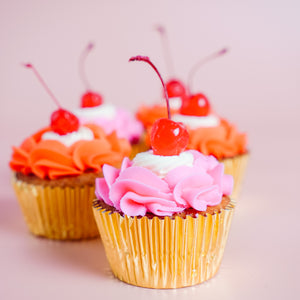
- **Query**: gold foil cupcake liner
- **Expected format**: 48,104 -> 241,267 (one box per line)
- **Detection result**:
221,153 -> 249,199
12,177 -> 99,240
93,200 -> 235,289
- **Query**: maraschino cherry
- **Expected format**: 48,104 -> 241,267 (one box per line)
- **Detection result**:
156,25 -> 187,101
79,42 -> 103,108
180,93 -> 211,116
129,56 -> 189,156
23,63 -> 79,135
166,79 -> 186,99
180,48 -> 228,117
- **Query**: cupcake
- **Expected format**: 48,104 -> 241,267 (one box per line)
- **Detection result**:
92,56 -> 236,288
73,43 -> 145,158
9,63 -> 131,240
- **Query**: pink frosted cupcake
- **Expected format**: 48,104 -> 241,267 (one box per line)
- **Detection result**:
92,56 -> 235,288
93,150 -> 234,288
73,43 -> 145,157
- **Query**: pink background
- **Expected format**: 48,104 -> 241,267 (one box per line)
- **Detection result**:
1,0 -> 300,299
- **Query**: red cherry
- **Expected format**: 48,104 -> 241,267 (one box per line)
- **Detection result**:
51,109 -> 79,135
151,118 -> 189,156
81,91 -> 103,107
180,93 -> 211,116
166,79 -> 186,98
129,56 -> 190,156
23,63 -> 80,135
79,42 -> 104,108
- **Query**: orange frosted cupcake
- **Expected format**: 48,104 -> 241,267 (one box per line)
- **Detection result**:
173,83 -> 248,198
173,104 -> 248,198
9,64 -> 131,240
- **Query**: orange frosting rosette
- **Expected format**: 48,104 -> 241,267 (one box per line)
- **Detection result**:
10,124 -> 131,180
139,117 -> 247,160
186,118 -> 247,159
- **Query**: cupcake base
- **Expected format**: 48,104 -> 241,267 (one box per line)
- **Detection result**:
93,199 -> 235,289
12,174 -> 99,240
221,153 -> 248,199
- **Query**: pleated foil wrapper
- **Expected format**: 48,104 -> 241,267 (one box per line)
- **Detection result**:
12,177 -> 99,240
221,153 -> 249,199
93,200 -> 235,289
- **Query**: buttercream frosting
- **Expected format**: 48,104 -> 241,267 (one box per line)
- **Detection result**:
95,150 -> 233,217
172,113 -> 220,129
10,124 -> 131,179
132,150 -> 194,177
74,103 -> 116,120
42,126 -> 94,147
187,118 -> 247,159
74,105 -> 143,143
169,97 -> 182,110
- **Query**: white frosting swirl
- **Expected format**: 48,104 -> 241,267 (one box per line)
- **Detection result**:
169,96 -> 182,110
41,126 -> 94,147
73,103 -> 116,120
172,114 -> 220,129
132,150 -> 194,178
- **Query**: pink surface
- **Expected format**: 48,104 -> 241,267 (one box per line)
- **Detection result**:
1,0 -> 300,299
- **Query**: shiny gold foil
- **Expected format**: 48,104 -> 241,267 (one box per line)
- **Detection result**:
12,177 -> 99,240
93,200 -> 235,289
221,153 -> 249,199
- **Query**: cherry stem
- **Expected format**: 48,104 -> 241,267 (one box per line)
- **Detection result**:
187,48 -> 228,93
79,42 -> 94,90
23,63 -> 61,108
129,56 -> 171,120
155,25 -> 175,78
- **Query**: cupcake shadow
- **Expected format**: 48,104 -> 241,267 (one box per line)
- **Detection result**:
0,196 -> 27,235
1,193 -> 110,277
28,237 -> 111,277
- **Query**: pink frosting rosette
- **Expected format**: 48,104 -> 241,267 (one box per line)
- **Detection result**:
80,109 -> 144,144
95,151 -> 233,217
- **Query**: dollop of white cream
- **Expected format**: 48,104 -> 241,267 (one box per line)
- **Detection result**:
41,126 -> 94,147
172,114 -> 220,129
169,96 -> 182,110
73,103 -> 116,120
132,150 -> 194,178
